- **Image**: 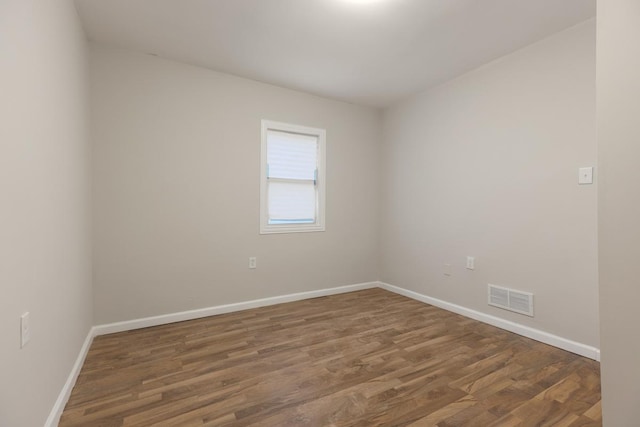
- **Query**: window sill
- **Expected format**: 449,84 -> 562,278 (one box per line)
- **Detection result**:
260,224 -> 325,234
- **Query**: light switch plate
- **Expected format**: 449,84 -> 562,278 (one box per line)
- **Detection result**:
579,167 -> 593,185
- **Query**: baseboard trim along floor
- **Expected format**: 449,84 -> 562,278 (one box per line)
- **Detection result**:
92,282 -> 380,336
45,326 -> 97,427
46,280 -> 600,426
378,282 -> 600,361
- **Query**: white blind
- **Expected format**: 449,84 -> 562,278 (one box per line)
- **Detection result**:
266,130 -> 318,224
267,130 -> 318,180
268,181 -> 316,222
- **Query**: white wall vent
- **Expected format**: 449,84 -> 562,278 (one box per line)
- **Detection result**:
488,284 -> 534,317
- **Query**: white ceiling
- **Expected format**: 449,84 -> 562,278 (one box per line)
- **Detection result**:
75,0 -> 595,108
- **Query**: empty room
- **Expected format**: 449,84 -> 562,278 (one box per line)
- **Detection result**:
2,0 -> 639,426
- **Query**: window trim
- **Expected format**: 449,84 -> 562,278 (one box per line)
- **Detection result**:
260,120 -> 326,234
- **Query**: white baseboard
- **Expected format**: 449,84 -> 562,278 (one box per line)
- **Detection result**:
45,326 -> 97,427
92,280 -> 600,361
93,281 -> 379,336
378,282 -> 600,361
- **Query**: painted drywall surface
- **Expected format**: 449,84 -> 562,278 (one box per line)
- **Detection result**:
381,21 -> 598,347
91,47 -> 381,324
0,1 -> 92,426
597,0 -> 640,424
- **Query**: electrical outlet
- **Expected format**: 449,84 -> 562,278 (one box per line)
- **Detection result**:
444,263 -> 452,276
466,256 -> 475,270
249,257 -> 257,269
20,312 -> 30,348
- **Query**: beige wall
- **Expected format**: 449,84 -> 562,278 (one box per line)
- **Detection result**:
0,1 -> 92,426
380,21 -> 598,347
597,0 -> 640,424
91,47 -> 381,324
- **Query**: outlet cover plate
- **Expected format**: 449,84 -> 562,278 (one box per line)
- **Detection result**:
20,312 -> 30,348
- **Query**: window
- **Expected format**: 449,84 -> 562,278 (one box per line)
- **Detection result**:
260,120 -> 326,234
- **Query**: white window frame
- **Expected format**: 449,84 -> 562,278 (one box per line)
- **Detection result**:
260,120 -> 326,234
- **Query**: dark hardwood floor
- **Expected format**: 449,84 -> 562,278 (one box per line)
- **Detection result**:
59,288 -> 601,426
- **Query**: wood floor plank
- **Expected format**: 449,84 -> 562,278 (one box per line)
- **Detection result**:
59,288 -> 601,426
